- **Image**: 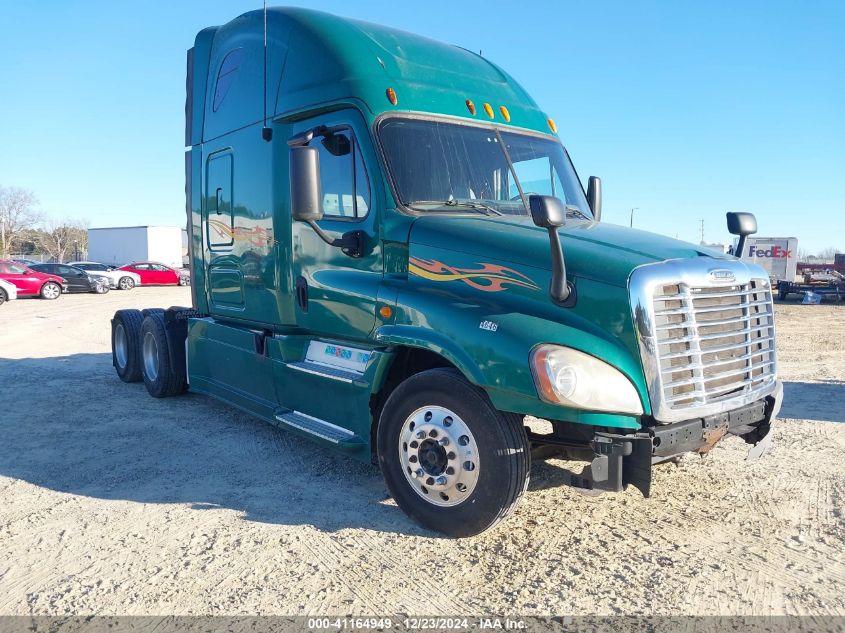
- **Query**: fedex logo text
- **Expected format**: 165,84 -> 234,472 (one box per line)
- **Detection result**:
748,245 -> 791,258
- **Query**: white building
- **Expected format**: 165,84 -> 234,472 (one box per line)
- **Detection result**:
88,226 -> 184,269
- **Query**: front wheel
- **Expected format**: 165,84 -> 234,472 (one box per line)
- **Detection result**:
0,289 -> 6,306
118,276 -> 135,290
40,282 -> 61,300
377,368 -> 530,537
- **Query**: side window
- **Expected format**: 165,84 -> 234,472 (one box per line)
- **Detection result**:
313,130 -> 370,219
212,48 -> 244,112
0,263 -> 9,273
153,264 -> 170,271
134,264 -> 150,271
509,157 -> 555,199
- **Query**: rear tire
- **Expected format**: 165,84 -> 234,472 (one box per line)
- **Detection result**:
377,368 -> 531,537
118,276 -> 135,290
40,282 -> 61,300
140,312 -> 187,397
0,289 -> 6,306
112,309 -> 143,382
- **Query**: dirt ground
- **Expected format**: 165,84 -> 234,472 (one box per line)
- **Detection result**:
0,287 -> 843,616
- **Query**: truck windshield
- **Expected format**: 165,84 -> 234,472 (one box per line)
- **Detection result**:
379,118 -> 591,219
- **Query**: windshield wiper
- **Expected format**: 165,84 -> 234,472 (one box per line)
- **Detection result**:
407,200 -> 503,216
565,205 -> 590,221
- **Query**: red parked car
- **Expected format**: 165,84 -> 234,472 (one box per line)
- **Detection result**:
0,259 -> 67,299
117,262 -> 189,286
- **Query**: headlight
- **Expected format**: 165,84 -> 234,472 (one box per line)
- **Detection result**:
530,344 -> 643,415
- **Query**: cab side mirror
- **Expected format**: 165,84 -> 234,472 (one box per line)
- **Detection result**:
586,176 -> 602,222
529,195 -> 573,305
529,195 -> 566,228
726,211 -> 757,258
289,146 -> 323,223
288,144 -> 365,258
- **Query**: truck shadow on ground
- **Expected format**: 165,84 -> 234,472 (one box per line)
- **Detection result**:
0,353 -> 437,537
780,381 -> 845,423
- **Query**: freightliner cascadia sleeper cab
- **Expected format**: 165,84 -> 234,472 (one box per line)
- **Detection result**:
111,8 -> 783,536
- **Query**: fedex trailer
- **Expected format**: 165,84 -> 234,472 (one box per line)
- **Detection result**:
734,237 -> 798,282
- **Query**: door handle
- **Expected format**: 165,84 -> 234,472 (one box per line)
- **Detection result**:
215,187 -> 223,214
295,276 -> 309,313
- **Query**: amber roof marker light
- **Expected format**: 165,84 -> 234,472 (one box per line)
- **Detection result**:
386,87 -> 398,105
499,106 -> 511,122
547,118 -> 557,133
465,99 -> 476,115
483,102 -> 494,119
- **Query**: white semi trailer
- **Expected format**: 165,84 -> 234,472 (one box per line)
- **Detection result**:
88,226 -> 184,268
734,236 -> 798,283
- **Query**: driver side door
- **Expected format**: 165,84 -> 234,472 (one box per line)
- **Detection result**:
287,109 -> 383,342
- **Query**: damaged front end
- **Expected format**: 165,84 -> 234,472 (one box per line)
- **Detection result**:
565,381 -> 782,497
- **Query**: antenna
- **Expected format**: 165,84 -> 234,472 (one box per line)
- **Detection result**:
261,0 -> 272,142
699,219 -> 705,243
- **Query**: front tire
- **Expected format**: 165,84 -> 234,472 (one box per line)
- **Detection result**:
377,368 -> 530,537
112,309 -> 143,382
0,289 -> 6,306
118,276 -> 135,290
40,282 -> 61,300
140,312 -> 187,397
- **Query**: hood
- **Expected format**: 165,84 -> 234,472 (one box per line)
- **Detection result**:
409,215 -> 726,287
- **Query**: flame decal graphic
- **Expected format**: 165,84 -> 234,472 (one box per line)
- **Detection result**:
208,219 -> 276,247
409,257 -> 540,293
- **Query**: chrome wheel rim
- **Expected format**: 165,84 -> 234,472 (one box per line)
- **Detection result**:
399,405 -> 480,507
43,284 -> 59,299
114,323 -> 128,369
120,277 -> 134,290
142,331 -> 159,381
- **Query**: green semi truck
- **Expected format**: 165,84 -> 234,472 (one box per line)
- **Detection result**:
111,8 -> 783,536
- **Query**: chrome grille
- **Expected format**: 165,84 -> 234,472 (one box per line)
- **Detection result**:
630,259 -> 779,423
653,280 -> 775,408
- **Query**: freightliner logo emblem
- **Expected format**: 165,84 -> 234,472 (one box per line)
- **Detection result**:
708,269 -> 736,283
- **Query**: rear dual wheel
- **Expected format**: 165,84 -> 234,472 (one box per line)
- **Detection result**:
140,312 -> 187,397
377,368 -> 530,537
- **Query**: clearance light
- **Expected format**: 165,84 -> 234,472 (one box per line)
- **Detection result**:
465,99 -> 476,115
386,87 -> 398,105
547,118 -> 557,133
379,305 -> 393,318
499,106 -> 511,122
483,102 -> 494,119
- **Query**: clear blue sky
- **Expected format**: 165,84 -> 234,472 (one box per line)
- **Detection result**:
1,1 -> 842,252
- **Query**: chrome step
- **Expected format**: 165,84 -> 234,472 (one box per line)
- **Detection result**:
287,360 -> 365,384
274,410 -> 360,444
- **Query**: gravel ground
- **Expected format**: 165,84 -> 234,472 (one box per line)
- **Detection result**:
0,287 -> 843,616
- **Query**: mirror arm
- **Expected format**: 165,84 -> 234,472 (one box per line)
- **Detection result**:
735,235 -> 747,259
546,228 -> 574,305
305,220 -> 365,258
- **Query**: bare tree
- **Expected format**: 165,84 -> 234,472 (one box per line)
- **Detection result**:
817,247 -> 839,261
0,186 -> 42,257
38,219 -> 88,263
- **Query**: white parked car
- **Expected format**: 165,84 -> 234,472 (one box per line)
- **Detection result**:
68,261 -> 142,290
0,278 -> 18,305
